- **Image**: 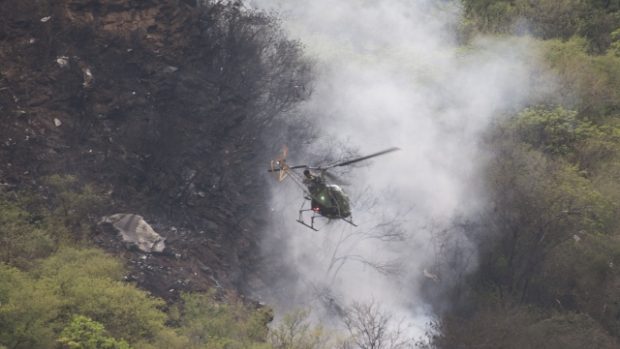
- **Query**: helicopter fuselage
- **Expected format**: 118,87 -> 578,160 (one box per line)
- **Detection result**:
269,146 -> 399,230
305,178 -> 351,219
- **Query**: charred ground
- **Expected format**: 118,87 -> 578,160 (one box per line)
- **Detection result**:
0,0 -> 311,300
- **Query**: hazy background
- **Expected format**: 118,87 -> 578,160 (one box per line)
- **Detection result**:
250,0 -> 549,337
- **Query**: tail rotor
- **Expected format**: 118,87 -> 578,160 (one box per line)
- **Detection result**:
269,146 -> 290,182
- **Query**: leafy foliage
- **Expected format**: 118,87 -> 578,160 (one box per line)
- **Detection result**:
178,292 -> 272,349
431,3 -> 620,343
436,306 -> 618,349
461,0 -> 620,52
0,193 -> 56,268
58,315 -> 131,349
0,264 -> 60,349
36,248 -> 168,342
268,310 -> 330,349
42,175 -> 106,240
541,38 -> 620,117
0,175 -> 108,269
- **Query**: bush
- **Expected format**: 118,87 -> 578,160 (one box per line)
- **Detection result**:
540,38 -> 620,118
0,191 -> 56,268
435,306 -> 618,348
36,248 -> 167,342
177,292 -> 272,349
461,0 -> 620,52
269,310 -> 330,349
42,175 -> 106,240
0,264 -> 60,349
58,315 -> 131,349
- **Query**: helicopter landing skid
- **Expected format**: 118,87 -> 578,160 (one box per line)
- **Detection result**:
296,219 -> 319,231
297,207 -> 358,231
297,208 -> 319,231
341,216 -> 358,227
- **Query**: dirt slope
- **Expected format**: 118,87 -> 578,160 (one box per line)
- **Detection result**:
0,0 -> 310,300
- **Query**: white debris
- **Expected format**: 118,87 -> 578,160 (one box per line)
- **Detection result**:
82,67 -> 93,87
423,268 -> 439,283
53,118 -> 62,127
573,234 -> 581,242
100,214 -> 166,253
56,56 -> 69,68
162,65 -> 178,73
28,38 -> 36,44
40,16 -> 52,23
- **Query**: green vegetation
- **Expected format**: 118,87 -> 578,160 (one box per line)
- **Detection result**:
461,0 -> 620,53
58,315 -> 131,349
433,1 -> 620,347
177,292 -> 272,349
2,0 -> 620,348
0,180 -> 278,349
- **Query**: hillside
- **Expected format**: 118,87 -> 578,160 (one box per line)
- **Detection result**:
426,1 -> 620,348
1,0 -> 310,300
0,1 -> 312,347
2,0 -> 620,348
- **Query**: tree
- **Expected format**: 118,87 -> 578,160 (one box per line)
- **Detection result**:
340,301 -> 412,349
178,292 -> 272,349
36,248 -> 168,343
269,310 -> 330,349
0,192 -> 55,268
58,315 -> 131,349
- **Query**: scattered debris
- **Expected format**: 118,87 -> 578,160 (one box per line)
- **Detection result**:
40,16 -> 52,23
162,65 -> 178,73
56,56 -> 70,68
100,214 -> 166,253
82,67 -> 93,87
573,234 -> 581,242
423,268 -> 439,283
53,118 -> 62,127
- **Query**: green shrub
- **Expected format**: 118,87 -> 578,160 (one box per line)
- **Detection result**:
58,315 -> 131,349
0,192 -> 56,268
178,292 -> 272,349
43,175 -> 107,240
36,248 -> 167,342
0,264 -> 60,349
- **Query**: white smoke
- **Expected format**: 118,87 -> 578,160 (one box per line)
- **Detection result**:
251,0 -> 545,340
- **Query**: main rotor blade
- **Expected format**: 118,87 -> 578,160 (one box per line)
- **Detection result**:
324,147 -> 400,169
267,164 -> 307,172
322,170 -> 350,186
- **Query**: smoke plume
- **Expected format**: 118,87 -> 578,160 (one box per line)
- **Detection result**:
251,0 -> 546,338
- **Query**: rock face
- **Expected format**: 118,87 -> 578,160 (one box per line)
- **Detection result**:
101,214 -> 165,253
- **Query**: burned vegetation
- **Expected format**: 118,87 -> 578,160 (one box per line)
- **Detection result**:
0,0 -> 311,299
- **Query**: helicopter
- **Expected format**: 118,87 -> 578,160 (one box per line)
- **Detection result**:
268,146 -> 400,231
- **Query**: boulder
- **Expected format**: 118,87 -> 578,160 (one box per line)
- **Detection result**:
101,213 -> 165,253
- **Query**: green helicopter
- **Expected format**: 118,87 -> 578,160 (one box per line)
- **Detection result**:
268,146 -> 400,231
